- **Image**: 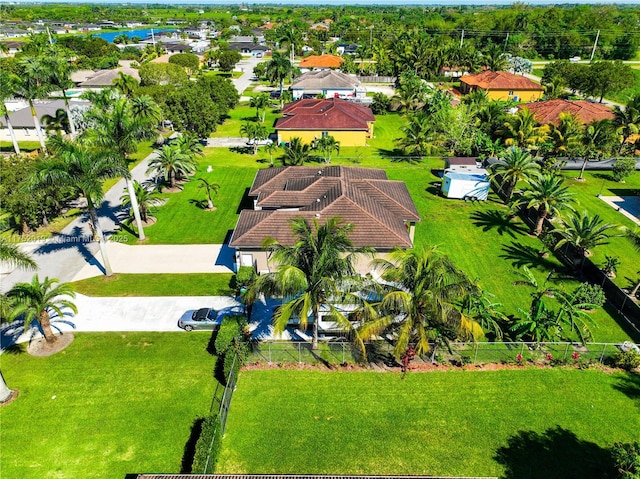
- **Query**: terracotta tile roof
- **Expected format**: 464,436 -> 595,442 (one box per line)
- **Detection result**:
230,166 -> 420,249
276,98 -> 374,131
460,70 -> 543,91
518,99 -> 614,125
299,54 -> 344,68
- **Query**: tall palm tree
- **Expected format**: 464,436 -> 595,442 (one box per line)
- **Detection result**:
0,238 -> 37,270
397,112 -> 441,159
43,51 -> 77,138
119,180 -> 162,223
548,112 -> 584,159
7,275 -> 77,343
240,121 -> 269,155
146,144 -> 196,189
552,211 -> 620,261
483,43 -> 508,72
30,136 -> 127,276
511,174 -> 575,236
265,52 -> 293,97
577,119 -> 616,181
83,95 -> 162,240
283,137 -> 311,166
489,147 -> 541,202
112,72 -> 139,98
249,93 -> 271,123
173,131 -> 204,165
358,246 -> 480,360
264,141 -> 280,167
246,217 -> 373,350
13,56 -> 54,151
277,23 -> 302,64
499,108 -> 548,150
41,108 -> 70,134
312,135 -> 340,164
0,71 -> 22,154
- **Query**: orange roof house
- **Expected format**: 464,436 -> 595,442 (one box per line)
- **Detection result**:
298,54 -> 344,70
459,70 -> 543,102
518,99 -> 614,125
275,98 -> 375,147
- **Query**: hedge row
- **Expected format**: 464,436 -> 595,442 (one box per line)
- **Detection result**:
191,414 -> 222,473
214,315 -> 249,385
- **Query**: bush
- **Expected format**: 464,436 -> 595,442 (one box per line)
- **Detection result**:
611,442 -> 640,479
612,349 -> 640,371
191,414 -> 222,473
571,283 -> 606,309
213,315 -> 246,355
235,266 -> 256,294
612,158 -> 637,182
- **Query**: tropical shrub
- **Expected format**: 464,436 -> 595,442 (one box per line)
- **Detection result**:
571,283 -> 606,309
612,349 -> 640,371
612,158 -> 637,182
191,414 -> 222,473
611,441 -> 640,478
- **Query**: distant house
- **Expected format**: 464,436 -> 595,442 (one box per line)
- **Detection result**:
230,166 -> 421,274
459,70 -> 544,102
0,41 -> 25,56
77,67 -> 141,88
0,99 -> 90,142
228,42 -> 269,57
275,98 -> 375,147
290,70 -> 364,101
163,43 -> 192,54
518,99 -> 614,125
336,43 -> 358,55
298,54 -> 344,71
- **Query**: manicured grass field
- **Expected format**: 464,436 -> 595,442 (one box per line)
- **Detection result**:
0,332 -> 217,479
71,273 -> 234,296
218,369 -> 640,478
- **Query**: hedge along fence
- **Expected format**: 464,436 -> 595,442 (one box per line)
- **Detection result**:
214,314 -> 250,385
192,414 -> 222,474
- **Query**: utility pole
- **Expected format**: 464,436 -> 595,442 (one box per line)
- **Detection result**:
460,29 -> 464,48
590,29 -> 600,63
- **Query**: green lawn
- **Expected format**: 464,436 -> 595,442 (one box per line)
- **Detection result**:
211,103 -> 280,138
71,273 -> 234,296
0,141 -> 41,153
218,369 -> 640,478
0,332 -> 217,479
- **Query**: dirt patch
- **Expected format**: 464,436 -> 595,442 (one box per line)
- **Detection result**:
27,332 -> 74,357
0,390 -> 19,406
141,217 -> 157,227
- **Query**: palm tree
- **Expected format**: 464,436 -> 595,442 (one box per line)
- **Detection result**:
283,137 -> 311,166
43,51 -> 77,138
397,112 -> 441,159
513,266 -> 557,320
265,52 -> 293,97
264,141 -> 280,167
613,96 -> 640,154
13,56 -> 54,151
146,144 -> 196,189
577,119 -> 616,181
0,238 -> 37,270
358,246 -> 480,361
247,217 -> 373,350
119,180 -> 162,223
499,108 -> 548,150
41,108 -> 70,134
553,289 -> 597,344
0,71 -> 21,154
511,174 -> 575,236
7,275 -> 77,343
277,23 -> 302,64
30,136 -> 127,276
83,95 -> 162,240
483,43 -> 508,72
196,177 -> 220,210
240,121 -> 269,155
489,147 -> 540,202
173,132 -> 204,168
250,93 -> 271,123
548,112 -> 584,159
112,72 -> 139,98
462,288 -> 507,340
553,211 -> 620,262
312,135 -> 340,164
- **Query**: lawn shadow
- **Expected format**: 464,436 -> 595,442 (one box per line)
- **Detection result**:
593,172 -> 614,182
240,116 -> 259,122
180,416 -> 205,473
189,199 -> 208,210
236,188 -> 253,214
494,426 -> 615,479
602,302 -> 640,343
500,241 -> 559,270
430,168 -> 444,179
425,183 -> 442,197
471,210 -> 529,239
613,371 -> 640,403
608,188 -> 640,197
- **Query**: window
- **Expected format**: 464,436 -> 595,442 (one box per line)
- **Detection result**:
508,90 -> 514,96
321,131 -> 329,137
241,254 -> 253,267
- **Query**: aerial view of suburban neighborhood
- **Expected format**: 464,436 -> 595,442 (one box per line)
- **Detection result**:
1,1 -> 640,478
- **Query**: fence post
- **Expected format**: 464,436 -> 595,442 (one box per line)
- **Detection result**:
268,342 -> 271,364
563,343 -> 570,361
600,343 -> 607,364
342,343 -> 345,364
298,342 -> 301,364
474,342 -> 479,364
520,343 -> 525,356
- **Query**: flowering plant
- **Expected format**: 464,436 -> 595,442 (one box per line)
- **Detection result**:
572,351 -> 580,360
516,353 -> 523,363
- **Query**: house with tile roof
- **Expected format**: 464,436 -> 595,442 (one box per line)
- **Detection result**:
518,99 -> 614,125
299,54 -> 344,71
229,166 -> 420,273
290,70 -> 365,101
275,98 -> 375,147
459,70 -> 544,102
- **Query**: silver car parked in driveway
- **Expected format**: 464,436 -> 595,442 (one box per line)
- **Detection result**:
178,308 -> 220,331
